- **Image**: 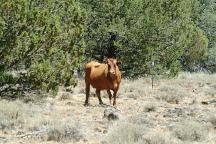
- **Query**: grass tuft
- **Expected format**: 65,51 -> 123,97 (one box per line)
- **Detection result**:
104,121 -> 146,144
143,102 -> 157,112
209,114 -> 216,128
157,85 -> 188,104
46,121 -> 84,142
171,120 -> 207,142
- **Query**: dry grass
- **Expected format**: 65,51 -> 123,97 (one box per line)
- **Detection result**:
209,113 -> 216,128
118,78 -> 152,98
175,73 -> 216,97
0,100 -> 26,130
157,85 -> 189,104
104,120 -> 181,144
143,102 -> 157,112
0,99 -> 85,143
104,121 -> 147,144
46,121 -> 85,142
142,131 -> 182,144
1,72 -> 216,144
171,120 -> 208,142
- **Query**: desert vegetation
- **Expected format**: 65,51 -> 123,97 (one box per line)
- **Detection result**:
1,0 -> 216,144
1,73 -> 216,144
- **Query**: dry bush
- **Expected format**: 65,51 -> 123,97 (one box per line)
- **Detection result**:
127,115 -> 157,132
0,99 -> 55,132
177,72 -> 216,85
177,73 -> 216,93
24,113 -> 50,131
124,91 -> 141,99
57,91 -> 71,100
104,120 -> 181,144
21,101 -> 84,142
118,78 -> 151,98
0,100 -> 26,130
0,114 -> 16,130
156,85 -> 188,104
143,102 -> 157,112
209,114 -> 216,128
46,121 -> 85,142
0,99 -> 49,131
20,102 -> 53,131
142,131 -> 182,144
171,120 -> 207,142
203,86 -> 216,97
68,80 -> 85,95
0,99 -> 85,142
104,122 -> 147,144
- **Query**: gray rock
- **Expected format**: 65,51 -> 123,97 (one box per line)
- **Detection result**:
103,107 -> 120,120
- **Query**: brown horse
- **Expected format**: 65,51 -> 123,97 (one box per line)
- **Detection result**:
84,58 -> 121,106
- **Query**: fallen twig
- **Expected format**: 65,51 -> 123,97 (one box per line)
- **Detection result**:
0,129 -> 48,143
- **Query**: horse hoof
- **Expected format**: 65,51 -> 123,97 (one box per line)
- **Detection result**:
84,103 -> 90,106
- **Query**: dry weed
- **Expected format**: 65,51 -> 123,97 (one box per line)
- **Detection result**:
142,131 -> 182,144
209,114 -> 216,128
104,120 -> 181,144
104,121 -> 147,144
143,102 -> 157,112
46,121 -> 85,142
118,78 -> 151,98
0,100 -> 26,130
157,85 -> 188,104
171,120 -> 207,142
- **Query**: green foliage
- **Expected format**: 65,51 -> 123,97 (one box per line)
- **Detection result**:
181,25 -> 208,70
79,0 -> 209,77
0,0 -> 215,97
191,0 -> 216,72
0,0 -> 86,95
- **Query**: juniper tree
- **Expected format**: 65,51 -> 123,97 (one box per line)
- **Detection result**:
79,0 -> 208,77
0,0 -> 86,96
191,0 -> 216,72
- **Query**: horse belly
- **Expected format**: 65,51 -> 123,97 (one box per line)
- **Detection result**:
90,78 -> 112,90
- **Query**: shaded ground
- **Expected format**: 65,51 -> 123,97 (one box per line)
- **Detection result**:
1,73 -> 216,144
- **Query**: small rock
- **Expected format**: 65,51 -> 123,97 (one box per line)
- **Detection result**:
66,101 -> 73,106
65,86 -> 74,92
16,131 -> 25,135
103,129 -> 108,134
103,107 -> 120,120
94,127 -> 102,132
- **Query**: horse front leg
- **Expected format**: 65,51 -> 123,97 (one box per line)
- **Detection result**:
107,90 -> 112,105
96,89 -> 103,105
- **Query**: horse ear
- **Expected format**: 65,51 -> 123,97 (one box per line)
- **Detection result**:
103,58 -> 109,64
117,60 -> 121,66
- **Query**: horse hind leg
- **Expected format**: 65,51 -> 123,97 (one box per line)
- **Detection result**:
84,82 -> 90,106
